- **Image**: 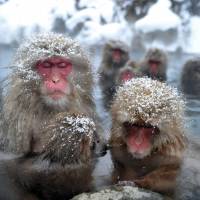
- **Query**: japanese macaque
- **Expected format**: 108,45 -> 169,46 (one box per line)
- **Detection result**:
181,58 -> 200,96
0,33 -> 102,154
115,60 -> 142,85
109,77 -> 187,197
98,40 -> 130,110
140,48 -> 167,81
0,112 -> 107,200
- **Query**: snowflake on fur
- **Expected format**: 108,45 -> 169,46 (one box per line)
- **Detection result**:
112,77 -> 185,128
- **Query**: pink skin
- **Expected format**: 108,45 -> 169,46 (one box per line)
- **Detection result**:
149,60 -> 160,75
36,56 -> 72,100
120,71 -> 134,82
126,125 -> 156,156
112,49 -> 122,63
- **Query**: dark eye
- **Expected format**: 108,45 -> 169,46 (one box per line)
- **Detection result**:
42,62 -> 52,68
58,62 -> 68,68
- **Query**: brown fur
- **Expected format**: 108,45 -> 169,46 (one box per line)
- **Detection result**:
140,48 -> 167,81
0,112 -> 106,200
181,58 -> 200,96
98,40 -> 130,110
109,78 -> 187,197
0,33 -> 101,154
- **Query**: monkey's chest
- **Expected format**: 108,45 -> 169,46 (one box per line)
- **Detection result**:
111,148 -> 158,180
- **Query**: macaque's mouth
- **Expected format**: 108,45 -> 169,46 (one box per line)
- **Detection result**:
123,122 -> 159,155
48,91 -> 66,100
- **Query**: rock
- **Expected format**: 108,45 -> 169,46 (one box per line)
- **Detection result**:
71,186 -> 163,200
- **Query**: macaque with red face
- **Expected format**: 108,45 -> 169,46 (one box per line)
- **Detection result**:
115,60 -> 142,85
36,56 -> 73,104
98,40 -> 130,110
109,78 -> 186,197
140,48 -> 167,81
0,33 -> 102,155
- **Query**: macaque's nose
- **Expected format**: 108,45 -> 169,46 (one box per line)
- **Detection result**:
52,76 -> 60,84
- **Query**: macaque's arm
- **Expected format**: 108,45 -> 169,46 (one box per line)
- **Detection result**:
134,164 -> 179,194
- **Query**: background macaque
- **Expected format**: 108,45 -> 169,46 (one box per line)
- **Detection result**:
109,77 -> 186,197
98,40 -> 130,110
181,58 -> 200,96
115,60 -> 142,85
0,112 -> 107,200
0,33 -> 102,154
140,48 -> 167,81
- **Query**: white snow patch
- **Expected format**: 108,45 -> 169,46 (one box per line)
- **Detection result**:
185,17 -> 200,54
135,0 -> 181,33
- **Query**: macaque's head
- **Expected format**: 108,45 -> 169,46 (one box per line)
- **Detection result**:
41,113 -> 106,165
13,33 -> 93,110
103,40 -> 130,68
145,48 -> 167,76
111,78 -> 185,159
181,59 -> 200,96
116,60 -> 141,84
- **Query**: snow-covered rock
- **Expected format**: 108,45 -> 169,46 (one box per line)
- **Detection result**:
133,0 -> 182,52
71,186 -> 163,200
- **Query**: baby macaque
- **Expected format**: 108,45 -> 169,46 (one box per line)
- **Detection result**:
99,40 -> 130,110
109,77 -> 186,197
140,48 -> 167,81
181,58 -> 200,96
0,113 -> 107,200
115,60 -> 142,85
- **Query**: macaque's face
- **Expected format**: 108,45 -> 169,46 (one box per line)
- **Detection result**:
36,56 -> 73,106
123,122 -> 159,158
112,48 -> 123,64
120,70 -> 134,83
148,59 -> 161,75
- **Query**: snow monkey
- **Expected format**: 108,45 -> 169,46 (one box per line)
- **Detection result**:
0,33 -> 103,154
0,112 -> 106,200
98,40 -> 130,110
109,78 -> 187,197
140,48 -> 167,81
181,58 -> 200,96
115,60 -> 142,86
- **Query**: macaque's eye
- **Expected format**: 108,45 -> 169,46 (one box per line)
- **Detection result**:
58,62 -> 68,68
42,62 -> 52,68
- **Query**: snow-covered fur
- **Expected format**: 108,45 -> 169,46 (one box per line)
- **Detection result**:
110,77 -> 187,157
39,112 -> 97,166
0,33 -> 98,154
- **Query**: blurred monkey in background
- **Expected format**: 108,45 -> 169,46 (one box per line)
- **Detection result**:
99,40 -> 130,110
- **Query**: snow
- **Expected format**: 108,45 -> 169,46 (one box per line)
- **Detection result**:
185,17 -> 200,54
112,77 -> 185,128
135,0 -> 181,33
0,0 -> 200,57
